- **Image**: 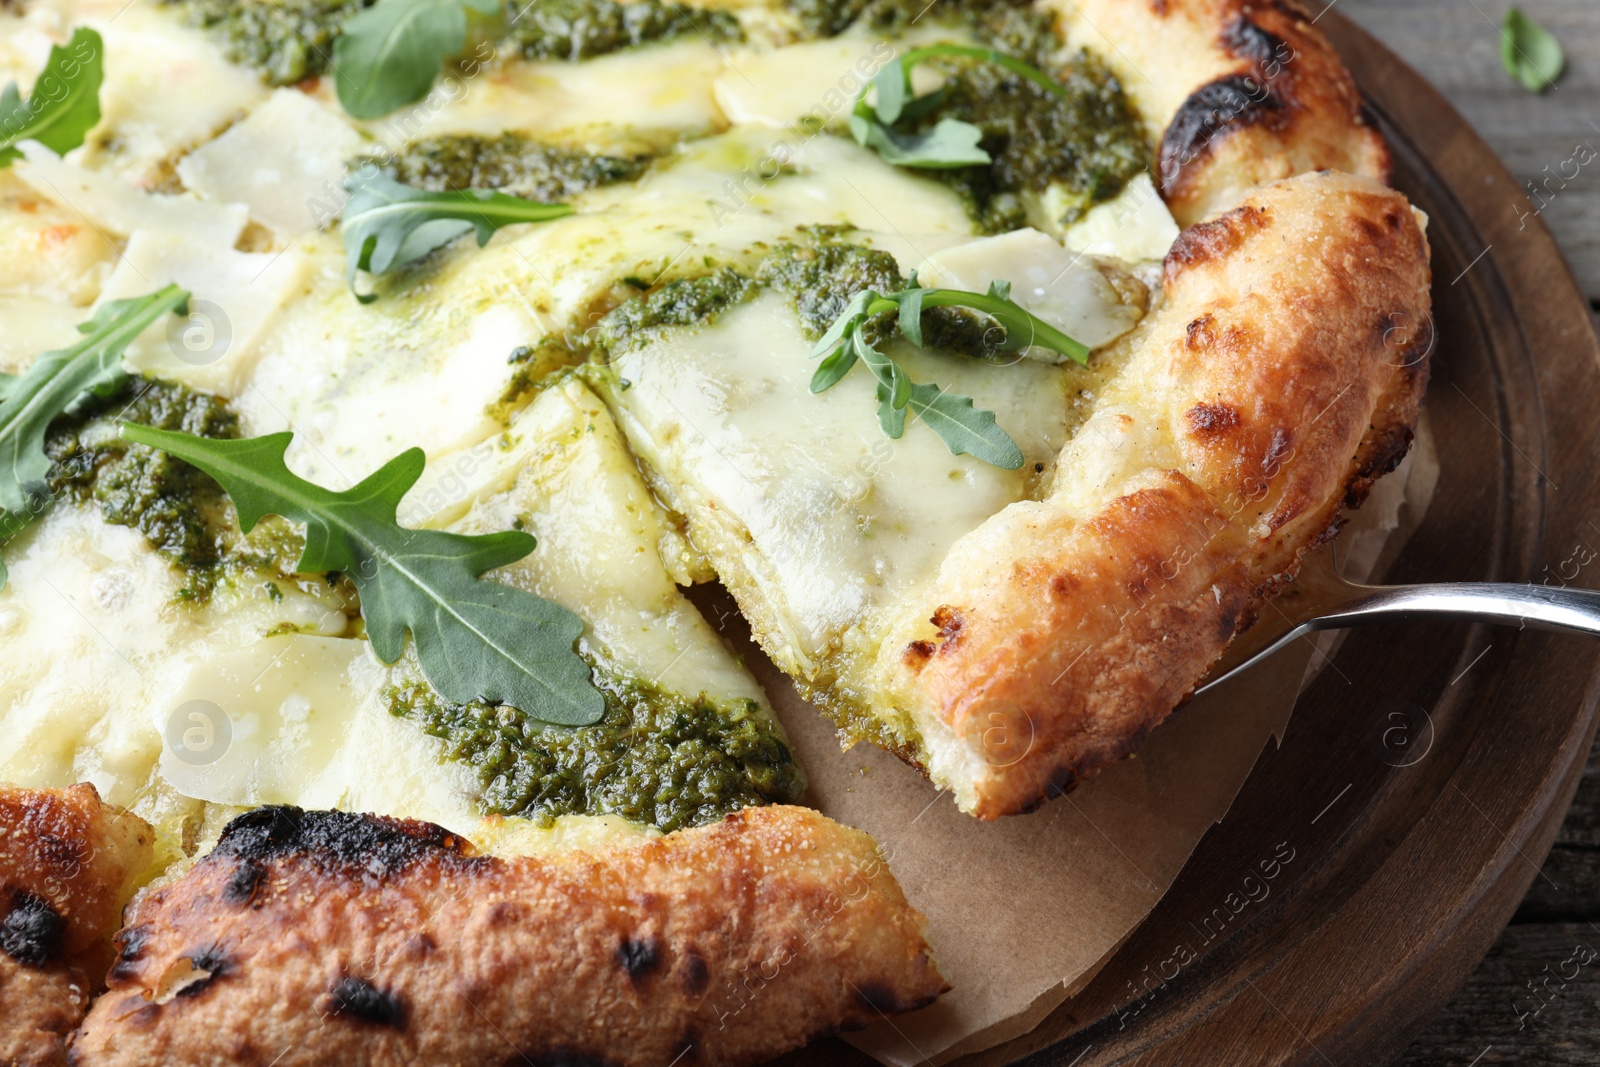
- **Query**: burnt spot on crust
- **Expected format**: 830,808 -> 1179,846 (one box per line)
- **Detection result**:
212,806 -> 478,878
1164,204 -> 1271,283
855,980 -> 919,1015
931,606 -> 965,654
1221,15 -> 1289,68
678,949 -> 710,998
0,889 -> 64,966
325,975 -> 407,1029
224,860 -> 265,906
1046,767 -> 1079,801
1159,77 -> 1287,196
616,937 -> 661,981
109,923 -> 151,982
175,946 -> 230,998
1185,401 -> 1242,440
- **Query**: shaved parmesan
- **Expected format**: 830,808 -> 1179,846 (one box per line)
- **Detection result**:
16,142 -> 248,244
177,90 -> 365,240
98,229 -> 308,395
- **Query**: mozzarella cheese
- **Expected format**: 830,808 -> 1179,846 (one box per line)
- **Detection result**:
0,0 -> 1177,847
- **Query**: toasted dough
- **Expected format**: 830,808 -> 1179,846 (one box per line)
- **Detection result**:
71,805 -> 945,1067
1060,0 -> 1389,225
0,785 -> 155,1067
888,171 -> 1432,817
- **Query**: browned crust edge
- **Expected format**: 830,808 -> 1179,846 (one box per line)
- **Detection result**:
0,784 -> 155,1067
68,804 -> 946,1067
1058,0 -> 1390,225
895,171 -> 1432,817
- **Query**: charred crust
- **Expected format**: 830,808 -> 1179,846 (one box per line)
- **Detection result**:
1185,401 -> 1241,439
1221,15 -> 1288,68
213,806 -> 479,877
108,923 -> 151,982
223,861 -> 265,907
0,888 -> 65,967
1159,76 -> 1287,196
176,946 -> 230,997
616,936 -> 661,981
854,980 -> 916,1015
1164,204 -> 1271,283
325,975 -> 407,1029
678,950 -> 710,998
931,606 -> 965,654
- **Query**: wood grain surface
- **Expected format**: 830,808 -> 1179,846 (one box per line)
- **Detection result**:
1340,3 -> 1600,1063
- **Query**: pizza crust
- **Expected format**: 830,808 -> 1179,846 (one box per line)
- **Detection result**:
70,805 -> 945,1067
0,785 -> 155,1067
888,170 -> 1432,817
1061,0 -> 1390,225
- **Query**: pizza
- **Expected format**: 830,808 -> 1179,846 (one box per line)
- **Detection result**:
0,0 -> 1431,1062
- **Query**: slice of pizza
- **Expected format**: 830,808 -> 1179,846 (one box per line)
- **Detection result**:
0,0 -> 1429,1059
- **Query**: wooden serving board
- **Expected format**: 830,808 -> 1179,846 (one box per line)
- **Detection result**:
776,12 -> 1600,1065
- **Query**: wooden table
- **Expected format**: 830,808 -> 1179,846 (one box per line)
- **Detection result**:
1338,2 -> 1600,1062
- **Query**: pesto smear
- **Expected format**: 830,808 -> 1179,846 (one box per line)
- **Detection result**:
388,669 -> 803,831
162,0 -> 375,85
379,134 -> 652,200
42,377 -> 304,602
166,0 -> 736,85
592,232 -> 1008,360
502,0 -> 741,61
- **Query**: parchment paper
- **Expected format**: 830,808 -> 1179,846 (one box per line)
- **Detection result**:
746,417 -> 1438,1066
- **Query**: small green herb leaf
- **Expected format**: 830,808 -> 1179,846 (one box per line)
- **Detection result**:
0,27 -> 104,167
1502,7 -> 1564,92
850,45 -> 1070,170
117,425 -> 605,726
809,277 -> 1085,469
333,0 -> 499,119
342,171 -> 573,300
0,284 -> 189,588
907,382 -> 1024,469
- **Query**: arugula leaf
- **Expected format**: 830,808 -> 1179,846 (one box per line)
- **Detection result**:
1502,7 -> 1564,93
334,0 -> 448,118
118,426 -> 605,726
850,44 -> 1068,169
334,0 -> 499,119
907,382 -> 1021,469
342,171 -> 573,300
0,285 -> 189,588
809,278 -> 1085,469
0,27 -> 104,167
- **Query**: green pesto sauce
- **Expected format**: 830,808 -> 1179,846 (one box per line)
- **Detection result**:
918,51 -> 1149,232
786,0 -> 1147,230
387,669 -> 804,831
500,0 -> 741,61
381,134 -> 653,200
162,0 -> 374,85
43,377 -> 304,602
787,0 -> 1049,55
592,231 -> 1006,360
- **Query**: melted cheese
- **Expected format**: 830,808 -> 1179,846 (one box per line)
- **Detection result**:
600,292 -> 1076,679
0,0 -> 1169,844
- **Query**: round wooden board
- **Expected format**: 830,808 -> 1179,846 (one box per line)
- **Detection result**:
773,13 -> 1600,1067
